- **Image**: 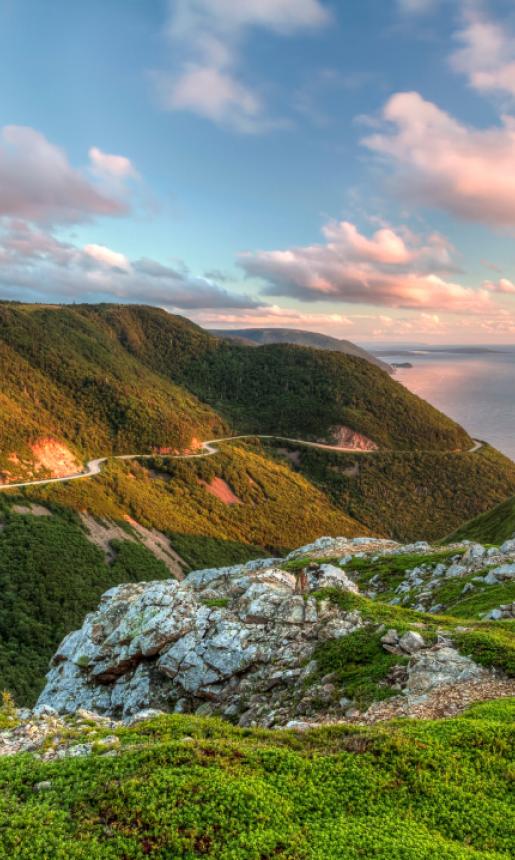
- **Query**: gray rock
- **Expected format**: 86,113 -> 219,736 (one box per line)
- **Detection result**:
317,564 -> 359,593
381,629 -> 399,646
399,631 -> 425,654
407,647 -> 484,696
445,564 -> 467,579
489,563 -> 515,580
34,781 -> 52,792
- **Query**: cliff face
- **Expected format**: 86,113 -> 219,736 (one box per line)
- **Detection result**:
37,535 -> 515,728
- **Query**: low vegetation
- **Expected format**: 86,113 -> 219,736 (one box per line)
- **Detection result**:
0,701 -> 513,858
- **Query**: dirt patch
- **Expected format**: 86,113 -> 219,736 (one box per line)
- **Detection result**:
81,512 -> 186,579
31,438 -> 81,478
355,676 -> 515,724
342,462 -> 360,478
124,516 -> 186,579
12,504 -> 52,517
327,426 -> 378,451
200,477 -> 242,505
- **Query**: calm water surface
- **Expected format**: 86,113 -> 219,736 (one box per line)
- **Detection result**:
374,347 -> 515,461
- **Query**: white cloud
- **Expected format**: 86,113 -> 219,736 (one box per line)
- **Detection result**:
362,91 -> 515,226
0,126 -> 129,225
239,219 -> 488,313
153,0 -> 329,131
84,243 -> 131,272
89,147 -> 138,180
451,7 -> 515,99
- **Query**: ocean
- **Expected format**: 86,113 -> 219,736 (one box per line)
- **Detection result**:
373,346 -> 515,462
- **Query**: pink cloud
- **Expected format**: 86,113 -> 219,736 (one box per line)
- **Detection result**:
89,147 -> 138,180
0,126 -> 128,225
83,244 -> 131,271
239,219 -> 488,313
484,277 -> 515,294
193,305 -> 353,329
362,91 -> 515,226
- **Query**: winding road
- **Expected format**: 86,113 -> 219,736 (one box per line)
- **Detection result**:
0,434 -> 484,492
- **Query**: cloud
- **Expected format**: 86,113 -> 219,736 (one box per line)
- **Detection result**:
239,219 -> 491,313
0,221 -> 260,310
0,126 -> 133,225
83,243 -> 131,272
362,91 -> 515,226
153,66 -> 264,131
484,277 -> 515,294
88,147 -> 138,180
153,0 -> 329,131
451,7 -> 515,99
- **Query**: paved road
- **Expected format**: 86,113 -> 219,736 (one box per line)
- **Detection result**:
0,434 -> 484,491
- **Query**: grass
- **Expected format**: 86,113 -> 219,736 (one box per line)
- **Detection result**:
313,589 -> 515,679
312,628 -> 409,708
0,702 -> 513,858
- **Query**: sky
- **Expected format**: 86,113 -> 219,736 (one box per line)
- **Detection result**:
2,0 -> 515,344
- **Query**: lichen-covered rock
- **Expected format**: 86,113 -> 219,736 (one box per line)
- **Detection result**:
36,535 -> 506,728
37,552 -> 365,722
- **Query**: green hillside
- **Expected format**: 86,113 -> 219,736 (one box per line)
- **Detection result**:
0,303 -> 225,480
445,494 -> 515,545
0,497 -> 175,704
208,325 -> 394,373
0,700 -> 513,859
0,445 -> 367,703
31,443 -> 368,553
82,303 -> 472,451
274,441 -> 515,542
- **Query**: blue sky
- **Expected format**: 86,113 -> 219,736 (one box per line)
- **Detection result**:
1,0 -> 515,342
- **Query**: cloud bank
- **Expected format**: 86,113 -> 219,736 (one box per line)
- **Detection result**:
0,220 -> 260,310
239,219 -> 489,313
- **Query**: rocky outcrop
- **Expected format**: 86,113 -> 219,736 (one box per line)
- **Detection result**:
36,535 -> 514,728
37,549 -> 364,724
327,426 -> 378,451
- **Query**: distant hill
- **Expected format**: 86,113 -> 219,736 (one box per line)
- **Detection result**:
208,327 -> 393,374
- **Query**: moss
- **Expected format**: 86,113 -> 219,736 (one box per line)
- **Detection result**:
201,598 -> 230,609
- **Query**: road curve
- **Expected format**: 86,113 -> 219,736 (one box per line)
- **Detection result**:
0,435 -> 484,492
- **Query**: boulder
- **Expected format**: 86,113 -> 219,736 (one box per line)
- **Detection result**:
406,647 -> 484,696
398,631 -> 425,654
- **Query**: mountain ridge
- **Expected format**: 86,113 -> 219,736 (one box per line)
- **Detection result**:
208,326 -> 393,373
